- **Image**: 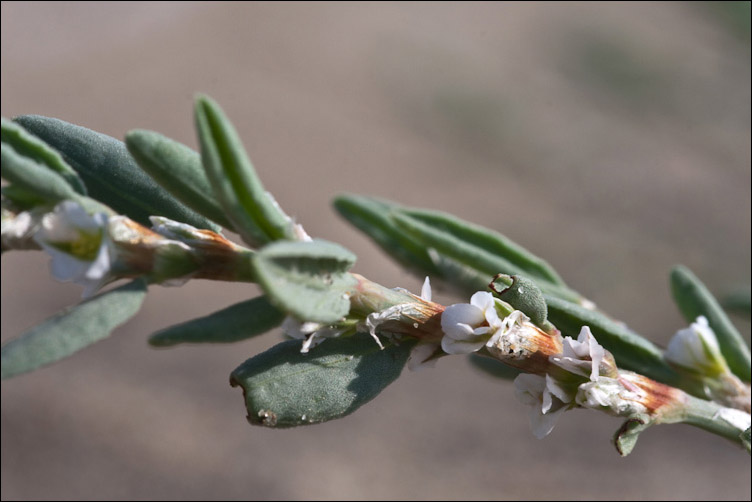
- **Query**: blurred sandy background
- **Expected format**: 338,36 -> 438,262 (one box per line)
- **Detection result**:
1,2 -> 750,500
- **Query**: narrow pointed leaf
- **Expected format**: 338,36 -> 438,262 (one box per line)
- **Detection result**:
194,95 -> 294,247
402,207 -> 566,286
149,296 -> 284,347
251,239 -> 356,323
13,115 -> 219,231
545,295 -> 682,386
125,129 -> 233,229
1,143 -> 79,203
392,211 -> 583,303
1,279 -> 147,379
333,194 -> 440,276
722,288 -> 751,320
670,265 -> 751,382
230,335 -> 415,428
1,118 -> 86,194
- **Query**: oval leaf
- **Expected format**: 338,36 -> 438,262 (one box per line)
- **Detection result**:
125,129 -> 233,229
1,279 -> 147,379
252,239 -> 357,323
149,296 -> 284,347
194,95 -> 295,247
670,265 -> 751,382
230,335 -> 415,428
13,115 -> 219,231
1,117 -> 86,194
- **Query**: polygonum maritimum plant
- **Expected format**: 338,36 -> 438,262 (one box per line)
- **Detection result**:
1,95 -> 750,455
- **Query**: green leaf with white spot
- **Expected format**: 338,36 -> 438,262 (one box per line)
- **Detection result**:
1,279 -> 147,380
13,115 -> 218,231
194,95 -> 295,247
149,296 -> 284,347
671,265 -> 751,382
125,129 -> 233,229
230,334 -> 415,428
252,239 -> 357,323
2,118 -> 86,194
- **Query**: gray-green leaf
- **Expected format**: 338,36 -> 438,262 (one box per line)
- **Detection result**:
402,206 -> 566,286
332,194 -> 441,276
230,335 -> 415,428
1,117 -> 86,194
251,239 -> 357,323
194,95 -> 295,247
149,296 -> 284,347
13,115 -> 219,231
125,129 -> 233,229
1,279 -> 147,380
1,143 -> 79,204
670,265 -> 751,382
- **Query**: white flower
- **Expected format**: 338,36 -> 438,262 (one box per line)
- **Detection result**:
282,316 -> 347,353
33,201 -> 112,298
549,326 -> 605,381
665,316 -> 729,377
514,373 -> 575,439
441,291 -> 503,354
575,377 -> 647,417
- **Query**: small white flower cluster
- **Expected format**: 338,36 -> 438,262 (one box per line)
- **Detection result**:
439,291 -> 528,355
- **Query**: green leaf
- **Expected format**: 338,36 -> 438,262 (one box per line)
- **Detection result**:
391,211 -> 583,304
332,194 -> 441,276
125,129 -> 233,229
670,265 -> 751,382
149,296 -> 284,347
468,353 -> 520,380
1,118 -> 86,194
741,427 -> 751,454
251,239 -> 357,323
545,296 -> 682,386
491,274 -> 548,327
722,287 -> 751,320
1,279 -> 147,379
194,95 -> 294,247
613,418 -> 651,457
230,334 -> 415,428
402,207 -> 566,286
1,143 -> 79,203
13,115 -> 219,231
